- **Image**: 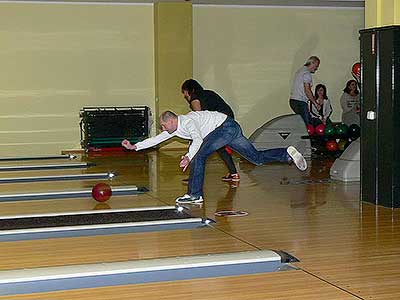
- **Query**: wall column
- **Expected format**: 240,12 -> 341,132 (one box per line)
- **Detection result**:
365,0 -> 400,28
154,1 -> 193,124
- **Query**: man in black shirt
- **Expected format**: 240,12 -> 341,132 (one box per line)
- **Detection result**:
181,79 -> 239,182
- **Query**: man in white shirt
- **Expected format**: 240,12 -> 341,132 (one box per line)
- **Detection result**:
289,56 -> 320,125
122,110 -> 307,204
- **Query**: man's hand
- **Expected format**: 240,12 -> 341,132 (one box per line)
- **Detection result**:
122,139 -> 137,150
179,155 -> 190,172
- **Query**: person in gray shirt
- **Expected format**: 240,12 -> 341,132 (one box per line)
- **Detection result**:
289,56 -> 321,125
340,79 -> 360,126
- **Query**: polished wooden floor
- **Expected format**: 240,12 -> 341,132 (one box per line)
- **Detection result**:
0,150 -> 398,300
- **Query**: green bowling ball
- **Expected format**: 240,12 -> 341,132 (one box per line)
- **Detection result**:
325,124 -> 335,136
334,123 -> 349,137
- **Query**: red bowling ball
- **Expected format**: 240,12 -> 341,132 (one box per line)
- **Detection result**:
352,62 -> 361,79
307,124 -> 315,135
326,140 -> 339,152
92,183 -> 112,202
315,124 -> 326,136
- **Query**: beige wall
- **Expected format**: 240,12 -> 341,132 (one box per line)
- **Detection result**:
0,2 -> 366,156
365,0 -> 400,28
154,2 -> 192,117
154,2 -> 193,149
0,3 -> 155,156
193,5 -> 364,136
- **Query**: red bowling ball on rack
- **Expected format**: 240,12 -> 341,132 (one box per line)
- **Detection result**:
352,62 -> 361,80
315,124 -> 326,136
307,124 -> 315,135
326,140 -> 339,152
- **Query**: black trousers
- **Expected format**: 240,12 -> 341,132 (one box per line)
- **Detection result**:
217,147 -> 237,174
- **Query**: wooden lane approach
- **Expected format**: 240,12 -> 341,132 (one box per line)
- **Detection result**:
0,185 -> 147,202
0,206 -> 205,242
0,250 -> 297,296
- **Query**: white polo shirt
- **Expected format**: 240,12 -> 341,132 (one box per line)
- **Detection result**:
135,111 -> 227,160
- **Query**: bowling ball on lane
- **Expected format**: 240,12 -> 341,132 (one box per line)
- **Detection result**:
92,183 -> 112,202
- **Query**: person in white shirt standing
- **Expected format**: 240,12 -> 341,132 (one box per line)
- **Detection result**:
289,56 -> 321,125
122,110 -> 307,204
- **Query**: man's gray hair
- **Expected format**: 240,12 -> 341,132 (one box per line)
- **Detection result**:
160,111 -> 178,122
304,56 -> 320,66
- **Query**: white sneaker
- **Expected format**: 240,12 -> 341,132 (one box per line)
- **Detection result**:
175,194 -> 204,204
287,146 -> 307,171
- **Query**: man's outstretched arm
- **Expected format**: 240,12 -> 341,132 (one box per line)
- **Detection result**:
122,131 -> 172,151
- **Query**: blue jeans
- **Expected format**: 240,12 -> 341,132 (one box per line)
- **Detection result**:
290,99 -> 311,125
188,118 -> 289,197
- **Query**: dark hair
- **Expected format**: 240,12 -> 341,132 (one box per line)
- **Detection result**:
343,80 -> 359,95
181,79 -> 204,95
314,84 -> 328,100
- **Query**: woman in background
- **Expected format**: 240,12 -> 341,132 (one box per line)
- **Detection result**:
309,84 -> 332,126
340,79 -> 360,126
